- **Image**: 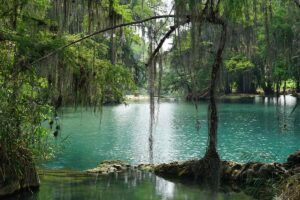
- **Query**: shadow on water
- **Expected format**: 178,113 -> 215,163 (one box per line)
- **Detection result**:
4,170 -> 254,200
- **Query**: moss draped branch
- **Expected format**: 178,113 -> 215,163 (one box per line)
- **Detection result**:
31,15 -> 176,65
146,16 -> 191,67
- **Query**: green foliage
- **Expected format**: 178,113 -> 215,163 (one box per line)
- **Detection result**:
0,0 -> 140,176
274,57 -> 288,78
0,46 -> 54,178
225,54 -> 254,72
221,0 -> 251,23
102,64 -> 136,103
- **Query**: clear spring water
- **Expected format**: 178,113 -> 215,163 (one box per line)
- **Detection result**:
17,95 -> 298,200
45,95 -> 300,170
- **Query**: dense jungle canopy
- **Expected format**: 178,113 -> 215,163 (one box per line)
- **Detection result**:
0,0 -> 300,199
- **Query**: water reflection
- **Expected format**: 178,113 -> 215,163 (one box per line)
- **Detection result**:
256,95 -> 297,134
254,95 -> 297,107
4,170 -> 254,200
155,176 -> 175,199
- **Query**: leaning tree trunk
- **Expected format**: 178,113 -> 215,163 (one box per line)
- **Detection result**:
203,14 -> 227,192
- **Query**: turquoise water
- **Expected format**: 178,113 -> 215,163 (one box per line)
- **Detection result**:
13,95 -> 297,200
7,170 -> 253,200
46,95 -> 300,170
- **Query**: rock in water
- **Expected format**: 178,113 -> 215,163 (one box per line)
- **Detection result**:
287,150 -> 300,165
86,160 -> 130,175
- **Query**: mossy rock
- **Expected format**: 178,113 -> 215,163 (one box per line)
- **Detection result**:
287,150 -> 300,164
136,164 -> 156,171
86,160 -> 130,175
154,160 -> 197,180
275,174 -> 300,200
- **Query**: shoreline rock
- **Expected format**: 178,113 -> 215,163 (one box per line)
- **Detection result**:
275,174 -> 300,200
0,146 -> 40,198
0,164 -> 39,198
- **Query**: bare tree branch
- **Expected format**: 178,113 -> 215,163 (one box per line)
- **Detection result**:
146,16 -> 191,67
146,0 -> 211,66
31,15 -> 176,65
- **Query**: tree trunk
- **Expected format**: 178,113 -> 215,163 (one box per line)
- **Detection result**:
88,0 -> 93,34
224,71 -> 231,94
237,74 -> 244,93
109,0 -> 116,64
276,81 -> 281,97
283,80 -> 287,95
263,1 -> 274,95
206,23 -> 226,157
263,81 -> 274,96
296,80 -> 300,93
63,0 -> 68,32
203,13 -> 227,192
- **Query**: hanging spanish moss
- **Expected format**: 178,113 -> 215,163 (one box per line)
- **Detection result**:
148,21 -> 154,162
174,0 -> 210,131
32,0 -> 136,112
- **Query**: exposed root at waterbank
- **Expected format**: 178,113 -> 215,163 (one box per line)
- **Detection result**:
154,150 -> 300,200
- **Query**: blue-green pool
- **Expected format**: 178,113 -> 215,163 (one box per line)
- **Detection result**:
46,95 -> 299,170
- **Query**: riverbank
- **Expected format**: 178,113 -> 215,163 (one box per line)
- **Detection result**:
125,94 -> 258,102
125,93 -> 299,102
